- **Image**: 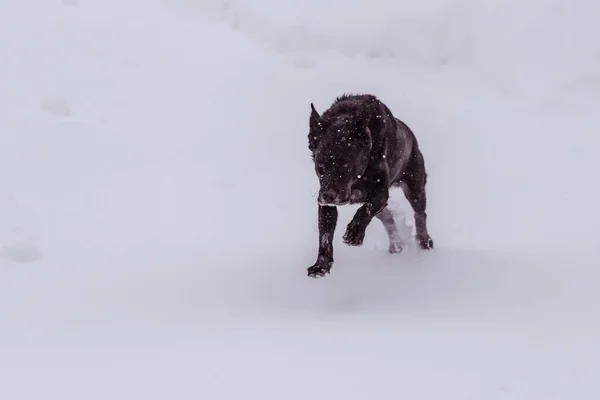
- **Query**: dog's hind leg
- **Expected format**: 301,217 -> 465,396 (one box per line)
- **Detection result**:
401,147 -> 434,250
375,207 -> 403,253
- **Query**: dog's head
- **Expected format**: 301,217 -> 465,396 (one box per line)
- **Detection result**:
308,103 -> 372,206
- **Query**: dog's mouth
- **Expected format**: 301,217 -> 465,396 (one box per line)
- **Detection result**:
317,198 -> 350,206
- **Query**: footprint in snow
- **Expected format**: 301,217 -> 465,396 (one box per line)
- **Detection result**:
42,97 -> 72,117
0,242 -> 42,263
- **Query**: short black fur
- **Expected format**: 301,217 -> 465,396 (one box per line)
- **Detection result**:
307,93 -> 434,278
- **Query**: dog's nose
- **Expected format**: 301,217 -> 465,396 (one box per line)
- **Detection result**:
320,189 -> 337,204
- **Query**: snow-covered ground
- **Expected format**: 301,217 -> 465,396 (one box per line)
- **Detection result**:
1,0 -> 600,398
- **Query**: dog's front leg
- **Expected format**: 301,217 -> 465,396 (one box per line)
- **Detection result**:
307,205 -> 338,278
343,171 -> 389,247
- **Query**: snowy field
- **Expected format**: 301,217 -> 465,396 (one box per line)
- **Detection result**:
1,0 -> 600,398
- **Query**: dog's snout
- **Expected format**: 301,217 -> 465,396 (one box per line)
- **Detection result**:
320,189 -> 337,204
319,188 -> 351,205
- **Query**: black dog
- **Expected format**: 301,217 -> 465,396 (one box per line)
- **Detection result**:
307,94 -> 434,278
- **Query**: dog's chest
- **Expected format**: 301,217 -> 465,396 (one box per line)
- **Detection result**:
349,179 -> 368,204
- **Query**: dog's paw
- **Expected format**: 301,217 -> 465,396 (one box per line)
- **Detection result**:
307,259 -> 333,278
343,223 -> 366,247
416,234 -> 434,250
388,242 -> 403,254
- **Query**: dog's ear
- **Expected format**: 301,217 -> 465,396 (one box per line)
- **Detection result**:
309,103 -> 322,131
308,103 -> 323,152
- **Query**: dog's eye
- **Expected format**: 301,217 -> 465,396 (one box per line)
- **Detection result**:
343,163 -> 349,169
